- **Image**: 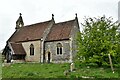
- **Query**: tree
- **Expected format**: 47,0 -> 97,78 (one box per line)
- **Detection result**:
76,16 -> 120,66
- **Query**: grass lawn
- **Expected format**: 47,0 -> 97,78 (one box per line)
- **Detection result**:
2,63 -> 120,78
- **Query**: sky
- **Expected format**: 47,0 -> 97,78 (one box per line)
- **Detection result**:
0,0 -> 120,50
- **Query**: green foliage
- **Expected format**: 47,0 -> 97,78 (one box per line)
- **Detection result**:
76,16 -> 120,66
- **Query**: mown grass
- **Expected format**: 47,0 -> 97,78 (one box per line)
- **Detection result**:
71,63 -> 120,78
2,63 -> 69,78
2,63 -> 120,78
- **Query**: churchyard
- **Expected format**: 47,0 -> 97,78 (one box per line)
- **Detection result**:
2,63 -> 120,79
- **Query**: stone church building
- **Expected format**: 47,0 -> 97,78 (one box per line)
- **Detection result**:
3,13 -> 80,63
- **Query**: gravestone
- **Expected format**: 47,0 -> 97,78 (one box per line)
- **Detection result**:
70,62 -> 74,72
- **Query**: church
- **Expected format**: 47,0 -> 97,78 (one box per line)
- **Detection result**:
2,13 -> 80,63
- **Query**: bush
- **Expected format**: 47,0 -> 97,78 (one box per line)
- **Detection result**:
76,16 -> 120,66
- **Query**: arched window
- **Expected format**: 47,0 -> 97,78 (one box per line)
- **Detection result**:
30,44 -> 34,55
57,43 -> 62,55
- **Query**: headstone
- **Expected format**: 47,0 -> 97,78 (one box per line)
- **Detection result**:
70,62 -> 74,72
64,70 -> 68,76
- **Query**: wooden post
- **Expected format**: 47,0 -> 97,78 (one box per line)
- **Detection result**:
108,54 -> 114,73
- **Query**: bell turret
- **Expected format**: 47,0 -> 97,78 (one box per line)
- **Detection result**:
16,13 -> 24,29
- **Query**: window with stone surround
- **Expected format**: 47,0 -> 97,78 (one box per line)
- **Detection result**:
30,44 -> 34,55
57,43 -> 62,55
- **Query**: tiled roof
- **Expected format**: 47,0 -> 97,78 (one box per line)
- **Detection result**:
8,20 -> 52,42
46,19 -> 75,41
11,43 -> 26,55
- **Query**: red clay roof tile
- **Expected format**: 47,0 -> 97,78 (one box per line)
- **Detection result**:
9,20 -> 52,42
46,19 -> 75,41
11,43 -> 26,55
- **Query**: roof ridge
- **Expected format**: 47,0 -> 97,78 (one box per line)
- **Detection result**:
55,19 -> 75,24
24,19 -> 52,27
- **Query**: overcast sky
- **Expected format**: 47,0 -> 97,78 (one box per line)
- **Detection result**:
0,0 -> 120,50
